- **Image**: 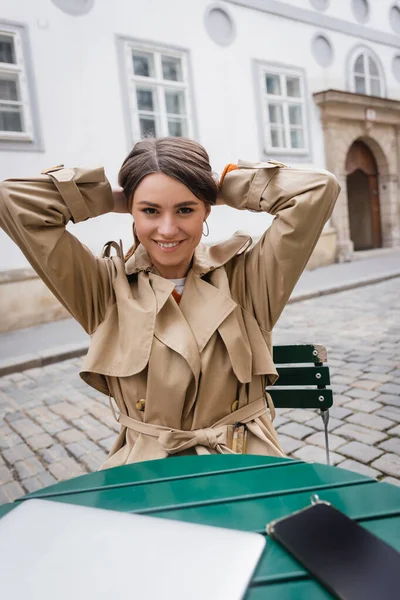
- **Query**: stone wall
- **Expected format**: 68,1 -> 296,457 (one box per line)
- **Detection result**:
306,228 -> 337,270
0,270 -> 69,333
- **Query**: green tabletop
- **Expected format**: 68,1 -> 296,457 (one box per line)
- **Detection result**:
1,455 -> 400,599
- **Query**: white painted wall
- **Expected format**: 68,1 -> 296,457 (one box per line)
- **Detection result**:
280,0 -> 396,33
0,0 -> 398,269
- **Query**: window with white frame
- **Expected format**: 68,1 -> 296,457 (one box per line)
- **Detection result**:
124,42 -> 193,139
259,65 -> 308,154
0,28 -> 33,140
352,50 -> 383,97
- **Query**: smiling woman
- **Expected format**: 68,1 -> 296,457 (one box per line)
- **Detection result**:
0,136 -> 340,467
132,172 -> 210,279
119,137 -> 217,277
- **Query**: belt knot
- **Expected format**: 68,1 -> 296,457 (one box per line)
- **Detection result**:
158,426 -> 224,455
195,428 -> 219,449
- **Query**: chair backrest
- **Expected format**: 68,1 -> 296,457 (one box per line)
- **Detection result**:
268,344 -> 332,411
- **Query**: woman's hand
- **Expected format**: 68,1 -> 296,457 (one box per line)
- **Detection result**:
112,188 -> 129,214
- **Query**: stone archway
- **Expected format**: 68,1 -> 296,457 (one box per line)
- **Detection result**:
346,140 -> 381,250
313,90 -> 400,261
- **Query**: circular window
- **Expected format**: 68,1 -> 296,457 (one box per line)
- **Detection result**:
352,0 -> 369,24
309,0 -> 330,10
204,6 -> 236,47
390,5 -> 400,34
392,55 -> 400,81
51,0 -> 94,16
312,35 -> 334,67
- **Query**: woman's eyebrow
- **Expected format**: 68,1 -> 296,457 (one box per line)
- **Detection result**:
175,201 -> 199,207
137,200 -> 199,208
136,201 -> 160,207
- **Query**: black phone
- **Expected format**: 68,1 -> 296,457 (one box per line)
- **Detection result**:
267,500 -> 400,600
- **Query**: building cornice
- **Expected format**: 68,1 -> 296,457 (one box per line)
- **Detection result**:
313,89 -> 400,125
225,0 -> 400,49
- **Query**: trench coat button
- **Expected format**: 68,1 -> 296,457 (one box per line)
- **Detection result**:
136,399 -> 146,411
231,400 -> 239,412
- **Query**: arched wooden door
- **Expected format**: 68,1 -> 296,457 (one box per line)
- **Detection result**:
345,140 -> 381,250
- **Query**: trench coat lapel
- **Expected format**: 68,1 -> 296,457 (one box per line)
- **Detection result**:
181,266 -> 252,380
218,309 -> 252,383
181,231 -> 253,358
127,247 -> 201,383
152,276 -> 201,383
179,271 -> 237,353
82,260 -> 157,379
119,269 -> 157,375
205,268 -> 253,383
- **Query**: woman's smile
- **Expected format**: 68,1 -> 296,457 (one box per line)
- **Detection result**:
153,239 -> 186,252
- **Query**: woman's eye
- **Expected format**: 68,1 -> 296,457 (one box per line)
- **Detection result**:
142,208 -> 157,215
178,207 -> 194,214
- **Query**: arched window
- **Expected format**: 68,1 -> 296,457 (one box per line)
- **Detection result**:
352,51 -> 383,97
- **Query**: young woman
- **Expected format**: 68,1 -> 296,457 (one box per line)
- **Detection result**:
0,137 -> 340,468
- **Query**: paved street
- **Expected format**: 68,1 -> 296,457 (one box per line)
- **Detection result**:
0,277 -> 399,504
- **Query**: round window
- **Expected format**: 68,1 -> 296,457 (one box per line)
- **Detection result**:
392,55 -> 400,81
204,6 -> 236,47
51,0 -> 94,16
309,0 -> 330,11
312,35 -> 334,67
390,5 -> 400,34
352,0 -> 370,24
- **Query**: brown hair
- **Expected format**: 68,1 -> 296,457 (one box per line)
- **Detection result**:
118,137 -> 219,261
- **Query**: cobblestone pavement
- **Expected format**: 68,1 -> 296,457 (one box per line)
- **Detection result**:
0,278 -> 399,504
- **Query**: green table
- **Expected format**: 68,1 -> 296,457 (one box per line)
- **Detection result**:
1,455 -> 400,598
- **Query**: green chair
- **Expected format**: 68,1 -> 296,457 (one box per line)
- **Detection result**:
269,344 -> 332,464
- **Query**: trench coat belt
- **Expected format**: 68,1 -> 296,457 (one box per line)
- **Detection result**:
113,396 -> 268,455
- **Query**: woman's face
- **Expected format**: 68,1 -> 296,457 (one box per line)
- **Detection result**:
132,172 -> 211,279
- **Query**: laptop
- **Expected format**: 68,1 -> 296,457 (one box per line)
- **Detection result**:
0,499 -> 265,599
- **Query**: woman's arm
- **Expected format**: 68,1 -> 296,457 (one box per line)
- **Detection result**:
220,161 -> 340,331
0,165 -> 118,334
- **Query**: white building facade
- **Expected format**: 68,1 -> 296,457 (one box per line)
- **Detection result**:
1,0 -> 400,330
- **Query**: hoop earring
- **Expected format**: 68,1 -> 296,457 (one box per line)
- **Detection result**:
203,220 -> 209,237
132,222 -> 140,248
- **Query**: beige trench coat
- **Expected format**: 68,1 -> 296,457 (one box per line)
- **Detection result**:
0,161 -> 340,468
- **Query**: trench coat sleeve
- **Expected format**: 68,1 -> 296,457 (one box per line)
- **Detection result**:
0,166 -> 116,334
221,162 -> 340,331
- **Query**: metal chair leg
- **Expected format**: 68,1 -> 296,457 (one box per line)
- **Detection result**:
319,408 -> 330,466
